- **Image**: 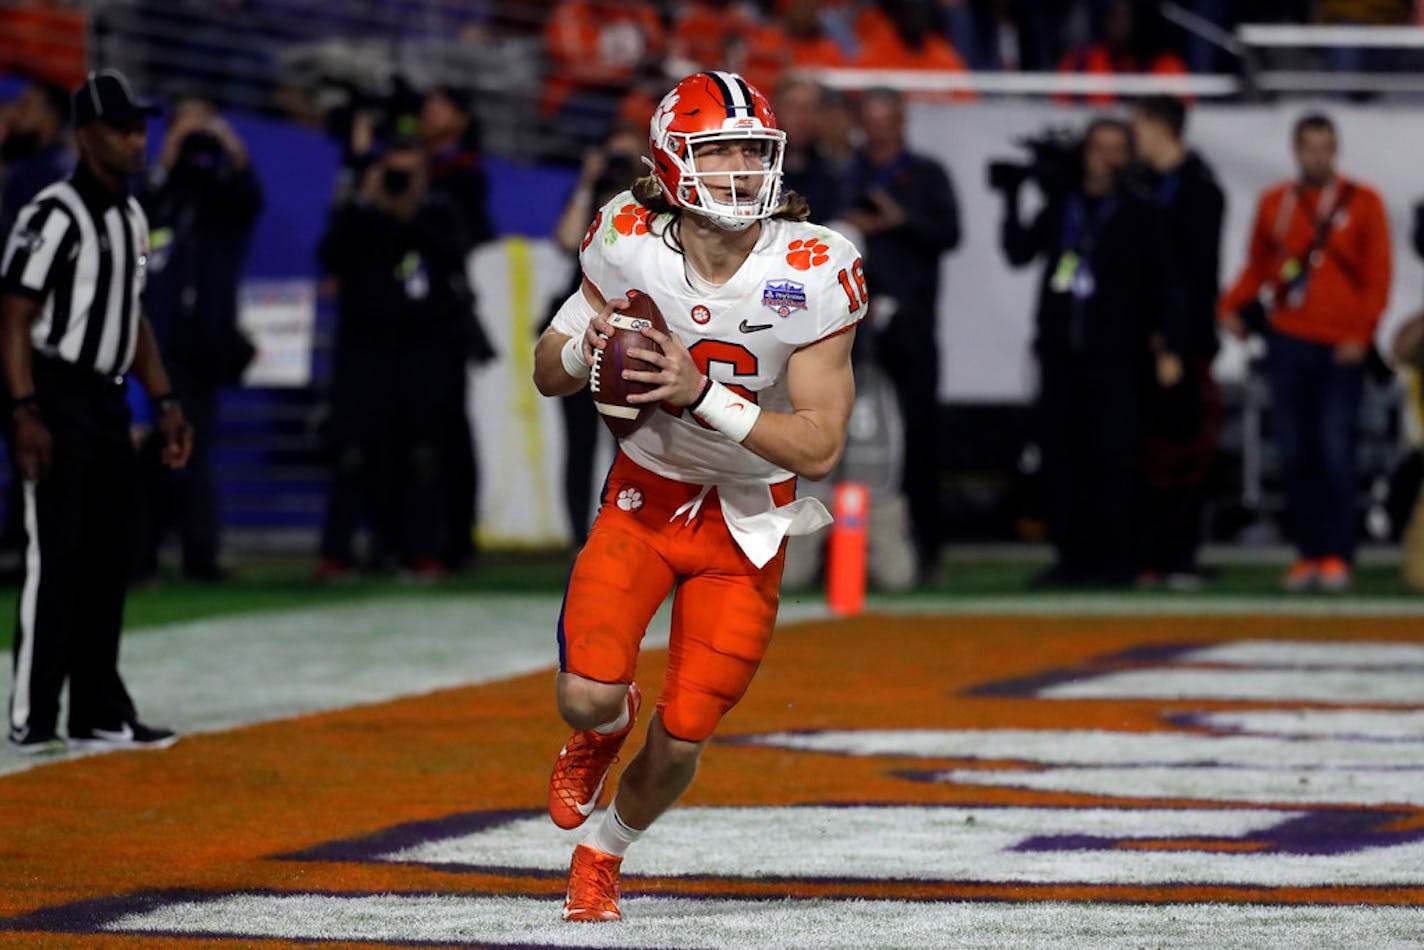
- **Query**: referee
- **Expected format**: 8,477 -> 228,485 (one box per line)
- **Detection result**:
2,70 -> 193,754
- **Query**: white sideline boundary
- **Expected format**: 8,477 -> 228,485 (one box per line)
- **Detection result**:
3,590 -> 1423,776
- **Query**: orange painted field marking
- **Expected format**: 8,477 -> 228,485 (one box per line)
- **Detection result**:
1,614 -> 1422,948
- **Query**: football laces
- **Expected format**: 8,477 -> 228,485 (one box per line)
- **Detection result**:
589,343 -> 603,394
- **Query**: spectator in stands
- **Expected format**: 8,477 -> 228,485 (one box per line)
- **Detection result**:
668,1 -> 787,100
1129,95 -> 1224,591
774,75 -> 844,224
0,81 -> 74,238
543,127 -> 643,549
541,0 -> 665,149
1057,0 -> 1187,104
853,0 -> 974,99
780,0 -> 848,69
1000,117 -> 1172,587
0,2 -> 87,89
133,99 -> 262,583
842,87 -> 961,583
1220,114 -> 1391,593
419,82 -> 498,572
316,138 -> 476,579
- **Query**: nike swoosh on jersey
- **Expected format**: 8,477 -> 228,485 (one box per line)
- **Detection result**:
739,320 -> 773,333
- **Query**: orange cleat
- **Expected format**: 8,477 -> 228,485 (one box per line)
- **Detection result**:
548,684 -> 641,830
1281,558 -> 1319,593
561,843 -> 624,922
1317,556 -> 1352,593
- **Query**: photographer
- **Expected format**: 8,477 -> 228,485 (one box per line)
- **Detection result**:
842,87 -> 961,583
316,139 -> 476,578
134,99 -> 262,582
999,117 -> 1173,587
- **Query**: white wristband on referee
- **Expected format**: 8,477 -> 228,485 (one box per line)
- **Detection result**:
560,334 -> 591,380
690,378 -> 761,443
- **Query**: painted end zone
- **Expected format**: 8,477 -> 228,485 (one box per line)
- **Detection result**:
1,614 -> 1423,948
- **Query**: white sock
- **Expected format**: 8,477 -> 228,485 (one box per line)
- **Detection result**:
592,689 -> 631,735
586,801 -> 643,858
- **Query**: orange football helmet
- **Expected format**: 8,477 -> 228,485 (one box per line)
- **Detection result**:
647,71 -> 786,231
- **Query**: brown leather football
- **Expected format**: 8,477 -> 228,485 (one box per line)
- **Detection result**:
590,289 -> 668,439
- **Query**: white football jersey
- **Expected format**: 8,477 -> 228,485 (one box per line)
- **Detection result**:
555,191 -> 865,487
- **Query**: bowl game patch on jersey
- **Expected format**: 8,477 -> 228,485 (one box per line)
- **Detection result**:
762,279 -> 807,317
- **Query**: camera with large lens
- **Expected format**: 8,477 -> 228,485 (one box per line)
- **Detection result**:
986,127 -> 1082,199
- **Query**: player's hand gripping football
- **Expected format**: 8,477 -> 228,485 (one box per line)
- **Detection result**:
579,297 -> 627,366
623,327 -> 704,407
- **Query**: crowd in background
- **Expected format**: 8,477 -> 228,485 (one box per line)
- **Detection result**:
9,1 -> 1424,162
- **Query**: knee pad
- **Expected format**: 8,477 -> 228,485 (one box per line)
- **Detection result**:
656,684 -> 736,744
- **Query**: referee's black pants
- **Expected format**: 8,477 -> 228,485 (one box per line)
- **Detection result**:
9,356 -> 138,740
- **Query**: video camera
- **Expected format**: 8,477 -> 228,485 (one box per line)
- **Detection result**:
320,74 -> 424,151
986,127 -> 1082,198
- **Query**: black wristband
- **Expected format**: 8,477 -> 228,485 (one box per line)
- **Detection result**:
11,393 -> 38,411
687,377 -> 713,413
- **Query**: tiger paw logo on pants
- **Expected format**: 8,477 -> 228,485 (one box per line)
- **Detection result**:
616,486 -> 644,512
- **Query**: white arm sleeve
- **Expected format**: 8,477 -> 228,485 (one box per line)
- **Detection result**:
548,284 -> 600,337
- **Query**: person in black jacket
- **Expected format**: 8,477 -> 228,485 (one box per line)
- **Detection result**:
418,83 -> 496,571
1001,117 -> 1176,587
1129,95 -> 1225,589
316,139 -> 475,577
774,75 -> 845,224
134,98 -> 262,582
841,87 -> 961,581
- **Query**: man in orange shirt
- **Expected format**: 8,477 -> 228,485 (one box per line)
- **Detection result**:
1219,113 -> 1392,592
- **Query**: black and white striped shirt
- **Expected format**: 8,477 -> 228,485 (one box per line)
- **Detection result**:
0,164 -> 148,378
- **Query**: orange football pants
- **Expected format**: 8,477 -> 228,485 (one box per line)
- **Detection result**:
558,452 -> 793,742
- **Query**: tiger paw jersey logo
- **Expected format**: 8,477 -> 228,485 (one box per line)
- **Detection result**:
616,485 -> 644,511
612,203 -> 652,238
786,238 -> 831,270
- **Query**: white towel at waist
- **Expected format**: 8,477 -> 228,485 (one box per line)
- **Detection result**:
714,480 -> 832,569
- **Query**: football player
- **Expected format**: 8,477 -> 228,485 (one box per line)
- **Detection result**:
533,70 -> 863,922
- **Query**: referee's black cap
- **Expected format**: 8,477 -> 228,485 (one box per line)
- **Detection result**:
72,69 -> 160,127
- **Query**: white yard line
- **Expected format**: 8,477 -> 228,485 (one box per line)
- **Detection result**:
4,588 -> 1423,777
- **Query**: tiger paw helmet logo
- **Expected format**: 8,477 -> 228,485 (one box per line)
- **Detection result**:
786,238 -> 830,271
616,486 -> 644,512
613,203 -> 651,237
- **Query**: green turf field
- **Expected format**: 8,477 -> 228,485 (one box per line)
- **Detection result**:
0,551 -> 1413,651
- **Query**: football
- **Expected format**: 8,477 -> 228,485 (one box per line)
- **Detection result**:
590,289 -> 668,439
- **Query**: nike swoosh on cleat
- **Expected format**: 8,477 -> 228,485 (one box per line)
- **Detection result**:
739,320 -> 773,333
92,724 -> 134,742
576,773 -> 608,816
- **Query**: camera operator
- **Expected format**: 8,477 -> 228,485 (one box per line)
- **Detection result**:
842,87 -> 961,583
999,117 -> 1174,587
316,138 -> 476,578
133,99 -> 262,583
1128,95 -> 1224,590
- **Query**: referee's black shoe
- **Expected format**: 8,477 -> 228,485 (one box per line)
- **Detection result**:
68,721 -> 178,751
7,726 -> 66,755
